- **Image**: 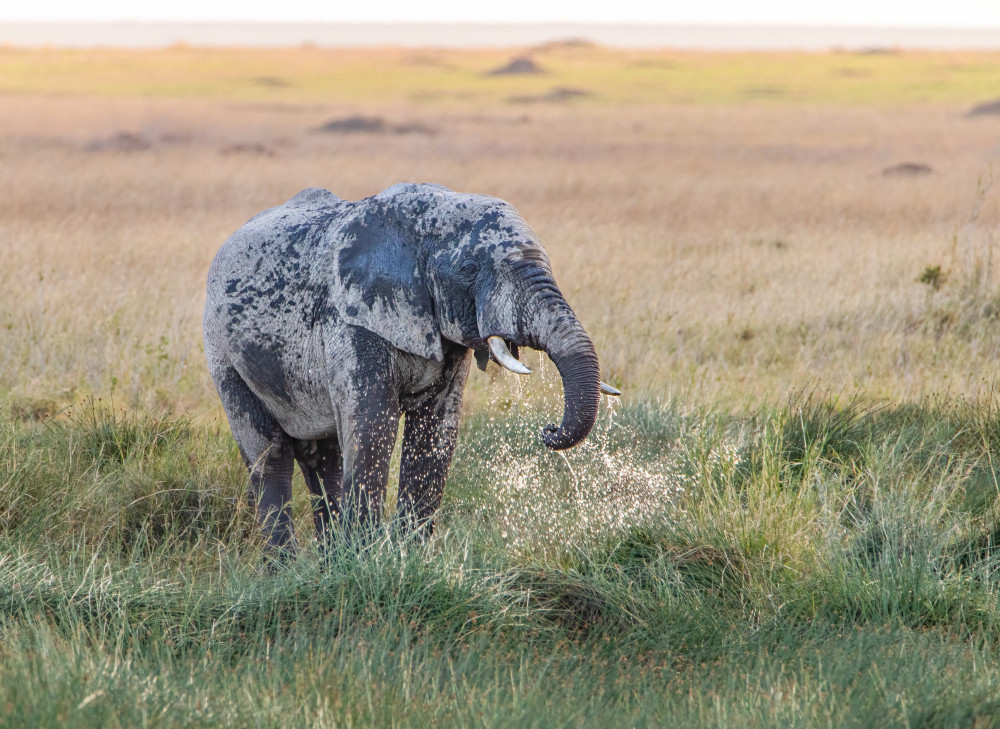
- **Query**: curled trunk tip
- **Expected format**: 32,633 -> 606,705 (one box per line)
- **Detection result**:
539,344 -> 601,451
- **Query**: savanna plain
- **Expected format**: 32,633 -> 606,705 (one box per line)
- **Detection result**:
5,44 -> 1000,727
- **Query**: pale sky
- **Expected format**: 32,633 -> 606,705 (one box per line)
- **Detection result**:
3,0 -> 1000,27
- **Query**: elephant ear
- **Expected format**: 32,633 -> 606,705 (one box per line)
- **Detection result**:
331,208 -> 443,361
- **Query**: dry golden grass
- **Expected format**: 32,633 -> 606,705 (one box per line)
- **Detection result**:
2,46 -> 1000,414
5,45 -> 1000,105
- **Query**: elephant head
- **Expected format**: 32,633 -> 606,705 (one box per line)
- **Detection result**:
329,183 -> 618,450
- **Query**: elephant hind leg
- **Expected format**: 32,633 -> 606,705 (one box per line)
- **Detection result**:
293,437 -> 343,544
212,364 -> 297,554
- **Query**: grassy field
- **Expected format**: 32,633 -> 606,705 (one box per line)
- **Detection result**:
4,45 -> 1000,726
5,45 -> 1000,105
4,47 -> 1000,411
6,395 -> 1000,727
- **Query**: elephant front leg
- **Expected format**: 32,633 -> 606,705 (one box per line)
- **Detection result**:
397,352 -> 470,538
339,404 -> 402,541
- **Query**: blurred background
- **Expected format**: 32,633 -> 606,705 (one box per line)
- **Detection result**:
3,1 -> 1000,413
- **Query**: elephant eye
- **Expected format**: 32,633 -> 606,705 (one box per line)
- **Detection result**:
459,259 -> 480,277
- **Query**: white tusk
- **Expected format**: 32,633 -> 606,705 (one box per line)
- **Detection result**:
600,382 -> 621,396
487,336 -> 531,375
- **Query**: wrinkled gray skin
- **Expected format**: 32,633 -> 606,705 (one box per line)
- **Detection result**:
203,183 -> 603,552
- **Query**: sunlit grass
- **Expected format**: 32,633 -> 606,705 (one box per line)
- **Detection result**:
3,46 -> 1000,105
3,91 -> 1000,410
5,45 -> 1000,725
5,395 -> 1000,726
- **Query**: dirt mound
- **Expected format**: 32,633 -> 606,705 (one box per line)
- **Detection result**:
316,116 -> 387,133
857,47 -> 899,56
509,87 -> 590,104
882,162 -> 934,177
251,76 -> 289,88
390,121 -> 434,134
531,37 -> 597,52
86,131 -> 152,152
487,57 -> 544,76
220,143 -> 275,157
314,116 -> 433,135
157,132 -> 192,145
968,99 -> 1000,117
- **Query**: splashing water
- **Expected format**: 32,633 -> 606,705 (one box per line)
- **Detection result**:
465,361 -> 745,559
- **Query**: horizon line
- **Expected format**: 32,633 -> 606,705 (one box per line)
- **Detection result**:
2,21 -> 1000,50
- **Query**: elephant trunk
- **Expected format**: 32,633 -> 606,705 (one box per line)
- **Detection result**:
479,259 -> 604,451
528,299 -> 602,451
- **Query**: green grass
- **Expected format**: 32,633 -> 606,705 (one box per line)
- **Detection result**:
4,45 -> 1000,105
4,394 -> 1000,726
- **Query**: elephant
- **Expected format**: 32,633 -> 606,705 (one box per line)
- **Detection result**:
203,183 -> 619,552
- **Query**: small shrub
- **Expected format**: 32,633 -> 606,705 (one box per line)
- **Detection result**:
917,264 -> 946,291
67,398 -> 189,469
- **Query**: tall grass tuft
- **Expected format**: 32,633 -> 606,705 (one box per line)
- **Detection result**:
3,393 -> 1000,725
